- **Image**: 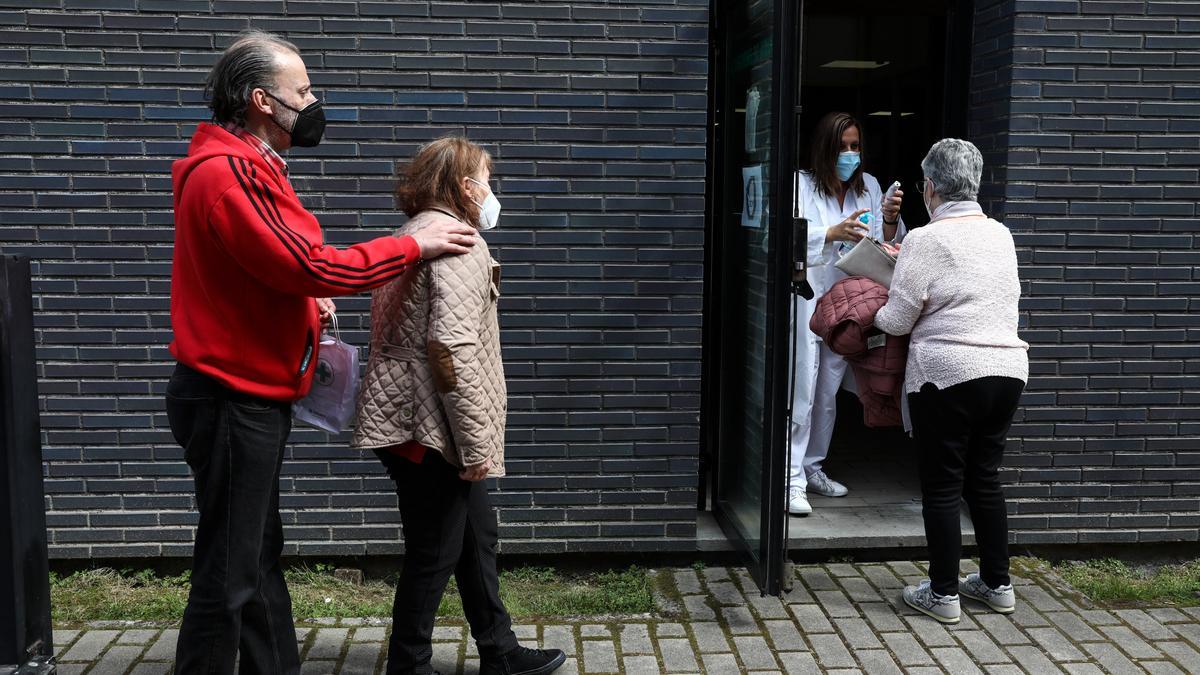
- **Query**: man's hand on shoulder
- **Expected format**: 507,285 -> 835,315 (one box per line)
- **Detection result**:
408,217 -> 477,260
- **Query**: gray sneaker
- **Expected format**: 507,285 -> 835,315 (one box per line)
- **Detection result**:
807,470 -> 848,497
903,580 -> 960,624
959,573 -> 1016,614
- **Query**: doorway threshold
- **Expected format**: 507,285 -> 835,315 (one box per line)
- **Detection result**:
786,494 -> 976,550
696,505 -> 975,553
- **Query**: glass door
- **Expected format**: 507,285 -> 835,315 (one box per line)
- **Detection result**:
704,0 -> 801,596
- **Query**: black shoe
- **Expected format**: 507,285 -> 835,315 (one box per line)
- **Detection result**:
480,646 -> 567,675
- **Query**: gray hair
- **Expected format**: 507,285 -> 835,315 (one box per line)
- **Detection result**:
920,138 -> 983,202
204,30 -> 299,127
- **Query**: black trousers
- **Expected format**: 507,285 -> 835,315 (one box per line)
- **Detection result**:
378,450 -> 519,675
909,376 -> 1024,597
166,363 -> 300,675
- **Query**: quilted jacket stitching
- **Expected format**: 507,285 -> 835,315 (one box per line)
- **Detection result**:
351,209 -> 506,477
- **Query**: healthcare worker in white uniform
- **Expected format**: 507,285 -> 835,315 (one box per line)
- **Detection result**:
789,111 -> 907,516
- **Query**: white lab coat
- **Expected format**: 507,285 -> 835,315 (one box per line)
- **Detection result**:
788,170 -> 906,486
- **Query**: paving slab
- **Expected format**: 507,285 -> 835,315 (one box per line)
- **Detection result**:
341,643 -> 381,674
853,648 -> 904,675
1115,608 -> 1176,641
542,624 -> 576,655
1096,623 -> 1163,660
353,626 -> 386,643
129,663 -> 171,675
619,623 -> 653,654
702,652 -> 741,673
763,618 -> 804,652
808,632 -> 856,670
621,654 -> 661,675
581,639 -> 618,674
776,651 -> 820,675
141,628 -> 177,661
660,637 -> 700,672
1082,642 -> 1141,674
307,627 -> 349,660
116,629 -> 158,645
834,617 -> 883,650
53,629 -> 81,653
683,594 -> 716,620
1006,645 -> 1064,675
790,604 -> 833,634
43,564 -> 1200,675
89,646 -> 143,675
1158,640 -> 1200,673
60,629 -> 119,662
930,646 -> 985,675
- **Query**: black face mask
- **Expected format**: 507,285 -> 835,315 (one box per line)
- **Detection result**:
264,91 -> 326,148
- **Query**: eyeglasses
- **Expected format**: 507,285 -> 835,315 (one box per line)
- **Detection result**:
913,178 -> 930,195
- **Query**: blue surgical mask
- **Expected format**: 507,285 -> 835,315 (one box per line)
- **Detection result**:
836,151 -> 861,182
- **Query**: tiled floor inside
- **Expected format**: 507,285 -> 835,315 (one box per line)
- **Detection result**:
789,395 -> 975,550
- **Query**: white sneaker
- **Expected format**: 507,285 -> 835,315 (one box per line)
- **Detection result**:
959,573 -> 1016,614
788,486 -> 811,516
807,470 -> 848,497
903,580 -> 960,624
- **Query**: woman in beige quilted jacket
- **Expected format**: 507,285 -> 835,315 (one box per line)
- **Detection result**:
352,137 -> 565,675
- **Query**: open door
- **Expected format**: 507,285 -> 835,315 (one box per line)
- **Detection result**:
702,0 -> 801,596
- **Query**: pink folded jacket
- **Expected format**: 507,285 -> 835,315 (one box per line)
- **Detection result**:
808,276 -> 910,427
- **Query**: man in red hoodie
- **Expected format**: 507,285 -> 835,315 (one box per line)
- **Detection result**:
167,31 -> 476,673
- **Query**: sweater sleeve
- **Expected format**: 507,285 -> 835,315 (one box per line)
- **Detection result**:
875,229 -> 933,336
425,245 -> 494,468
207,157 -> 421,297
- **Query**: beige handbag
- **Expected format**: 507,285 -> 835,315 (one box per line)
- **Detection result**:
834,237 -> 897,287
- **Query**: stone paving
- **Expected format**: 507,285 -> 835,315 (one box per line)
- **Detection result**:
37,562 -> 1200,674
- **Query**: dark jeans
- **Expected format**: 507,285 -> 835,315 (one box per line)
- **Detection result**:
909,376 -> 1024,597
378,450 -> 519,675
166,363 -> 299,675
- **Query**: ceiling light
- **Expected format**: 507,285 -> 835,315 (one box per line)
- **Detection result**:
820,60 -> 890,69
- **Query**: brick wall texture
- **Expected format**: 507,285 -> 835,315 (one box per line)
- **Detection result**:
972,0 -> 1200,546
0,0 -> 709,559
0,0 -> 1196,558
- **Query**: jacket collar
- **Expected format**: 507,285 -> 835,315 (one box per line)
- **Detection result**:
221,122 -> 288,179
929,200 -> 983,223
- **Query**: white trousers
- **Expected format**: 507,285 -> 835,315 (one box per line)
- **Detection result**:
788,341 -> 847,488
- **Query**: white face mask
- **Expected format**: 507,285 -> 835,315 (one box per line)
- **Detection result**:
467,177 -> 501,230
922,178 -> 933,219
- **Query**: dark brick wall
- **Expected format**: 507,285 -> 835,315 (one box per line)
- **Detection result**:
0,1 -> 709,559
3,0 -> 1197,558
975,0 -> 1200,546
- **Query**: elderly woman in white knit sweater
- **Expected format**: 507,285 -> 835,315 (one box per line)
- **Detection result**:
874,139 -> 1029,625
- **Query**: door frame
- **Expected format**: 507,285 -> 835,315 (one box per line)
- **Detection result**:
700,0 -> 802,597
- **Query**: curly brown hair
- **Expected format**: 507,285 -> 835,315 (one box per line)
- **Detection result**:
395,136 -> 493,223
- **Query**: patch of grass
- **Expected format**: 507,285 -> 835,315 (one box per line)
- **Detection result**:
285,564 -> 396,619
1055,558 -> 1200,607
51,564 -> 655,625
483,566 -> 653,618
50,568 -> 191,624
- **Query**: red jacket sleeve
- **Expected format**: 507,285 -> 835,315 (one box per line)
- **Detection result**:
207,156 -> 420,297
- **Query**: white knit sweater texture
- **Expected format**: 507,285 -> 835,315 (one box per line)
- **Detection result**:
874,205 -> 1029,394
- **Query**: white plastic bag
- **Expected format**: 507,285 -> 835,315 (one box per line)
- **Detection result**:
293,314 -> 360,433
